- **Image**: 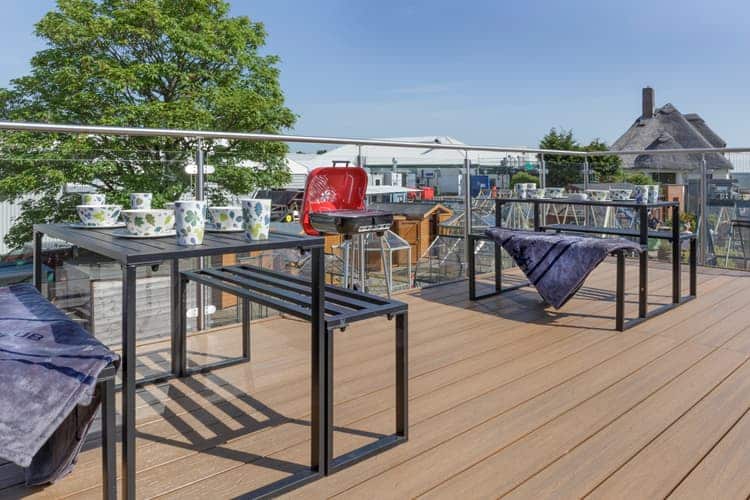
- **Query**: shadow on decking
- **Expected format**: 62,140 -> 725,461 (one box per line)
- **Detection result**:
413,267 -> 673,332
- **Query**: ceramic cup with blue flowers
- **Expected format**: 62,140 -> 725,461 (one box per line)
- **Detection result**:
208,206 -> 243,231
633,185 -> 649,204
647,185 -> 660,204
81,193 -> 106,206
241,199 -> 271,240
174,201 -> 206,245
130,193 -> 152,210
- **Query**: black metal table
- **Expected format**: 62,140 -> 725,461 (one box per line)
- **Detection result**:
469,198 -> 697,329
32,224 -> 326,500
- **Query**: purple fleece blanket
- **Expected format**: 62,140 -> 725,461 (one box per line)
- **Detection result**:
486,228 -> 641,308
0,284 -> 118,484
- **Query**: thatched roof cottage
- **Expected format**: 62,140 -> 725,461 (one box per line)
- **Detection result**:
611,87 -> 732,184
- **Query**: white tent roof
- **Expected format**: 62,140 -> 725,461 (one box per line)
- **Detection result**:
288,136 -> 535,170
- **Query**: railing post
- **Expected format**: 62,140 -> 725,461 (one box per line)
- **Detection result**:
699,153 -> 709,266
583,155 -> 590,190
539,153 -> 546,189
463,153 -> 472,274
195,138 -> 206,331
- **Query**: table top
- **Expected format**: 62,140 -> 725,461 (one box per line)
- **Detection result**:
34,224 -> 325,265
495,198 -> 679,208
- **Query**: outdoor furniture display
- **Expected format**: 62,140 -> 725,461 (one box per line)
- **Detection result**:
724,217 -> 750,269
0,284 -> 118,499
301,165 -> 396,298
31,225 -> 327,499
469,198 -> 697,331
179,263 -> 408,475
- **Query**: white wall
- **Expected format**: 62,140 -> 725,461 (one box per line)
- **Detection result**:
0,201 -> 23,256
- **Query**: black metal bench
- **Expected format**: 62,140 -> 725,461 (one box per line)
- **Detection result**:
178,263 -> 408,476
469,197 -> 698,331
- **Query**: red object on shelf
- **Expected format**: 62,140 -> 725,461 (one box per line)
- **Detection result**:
421,186 -> 435,200
300,166 -> 369,235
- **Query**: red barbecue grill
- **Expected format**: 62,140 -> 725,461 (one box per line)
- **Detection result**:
301,163 -> 395,296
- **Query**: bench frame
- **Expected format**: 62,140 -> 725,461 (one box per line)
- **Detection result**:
97,364 -> 118,500
178,264 -> 408,487
468,200 -> 697,331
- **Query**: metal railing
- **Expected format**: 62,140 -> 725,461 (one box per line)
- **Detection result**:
2,120 -> 750,271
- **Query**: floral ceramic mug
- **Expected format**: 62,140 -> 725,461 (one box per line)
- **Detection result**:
208,206 -> 243,231
174,201 -> 206,245
76,205 -> 122,226
241,199 -> 271,240
633,185 -> 649,204
81,193 -> 106,206
130,193 -> 152,210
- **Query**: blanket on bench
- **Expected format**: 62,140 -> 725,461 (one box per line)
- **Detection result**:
486,228 -> 641,308
0,284 -> 119,484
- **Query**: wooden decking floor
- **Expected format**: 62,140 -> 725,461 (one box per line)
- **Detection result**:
2,260 -> 750,499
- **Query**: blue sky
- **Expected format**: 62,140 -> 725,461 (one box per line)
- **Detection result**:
2,0 -> 749,148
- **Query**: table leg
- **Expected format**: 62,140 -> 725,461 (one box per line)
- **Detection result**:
121,265 -> 137,500
170,259 -> 182,376
310,247 -> 326,475
639,206 -> 648,318
396,312 -> 408,438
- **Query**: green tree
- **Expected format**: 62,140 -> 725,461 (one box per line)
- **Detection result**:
586,138 -> 622,183
538,128 -> 622,186
0,0 -> 295,249
539,128 -> 583,188
509,171 -> 539,189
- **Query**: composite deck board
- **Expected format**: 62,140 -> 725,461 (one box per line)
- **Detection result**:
0,262 -> 747,499
667,406 -> 750,499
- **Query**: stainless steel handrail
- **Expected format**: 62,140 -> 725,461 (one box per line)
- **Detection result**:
1,120 -> 747,156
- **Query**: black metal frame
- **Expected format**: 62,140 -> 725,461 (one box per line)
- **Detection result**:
179,261 -> 408,482
467,198 -> 698,331
97,364 -> 118,500
30,245 -> 118,499
32,226 -> 327,500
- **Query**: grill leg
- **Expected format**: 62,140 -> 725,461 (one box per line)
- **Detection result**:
359,234 -> 367,292
380,234 -> 391,299
101,376 -> 116,500
342,238 -> 351,288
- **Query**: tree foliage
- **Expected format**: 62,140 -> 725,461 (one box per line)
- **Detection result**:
0,0 -> 296,249
538,128 -> 623,187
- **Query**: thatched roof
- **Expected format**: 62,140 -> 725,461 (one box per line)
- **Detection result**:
611,102 -> 732,172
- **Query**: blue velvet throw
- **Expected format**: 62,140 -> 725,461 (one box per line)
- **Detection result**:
486,228 -> 641,308
0,284 -> 118,484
